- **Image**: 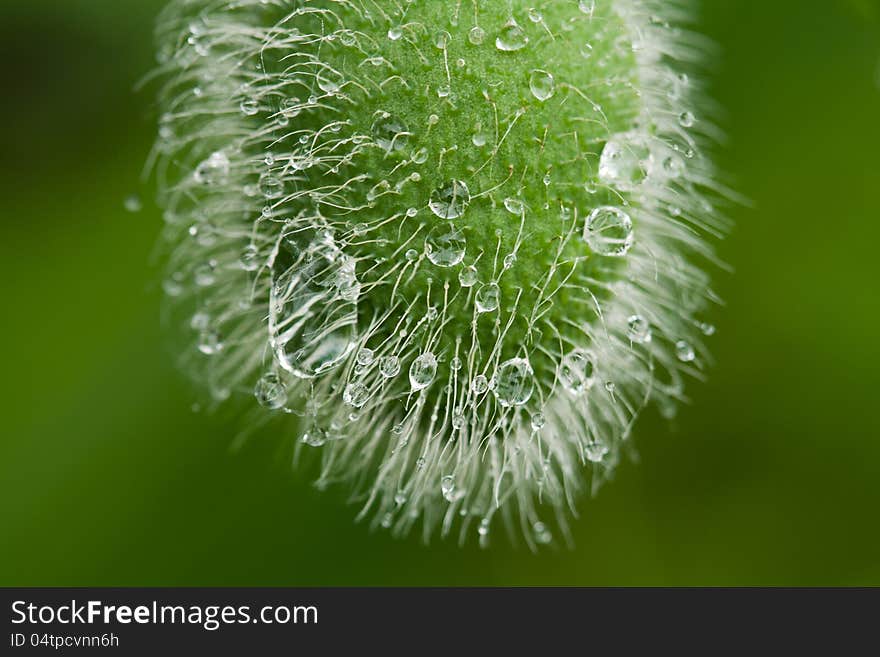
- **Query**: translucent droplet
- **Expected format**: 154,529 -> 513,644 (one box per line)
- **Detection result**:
254,373 -> 287,410
578,0 -> 596,16
492,358 -> 535,408
124,195 -> 142,213
627,315 -> 652,344
405,248 -> 419,261
357,348 -> 375,367
679,111 -> 696,128
440,475 -> 456,501
259,173 -> 284,199
503,253 -> 517,269
198,329 -> 223,356
409,352 -> 438,391
194,151 -> 230,186
468,26 -> 486,45
529,69 -> 555,101
239,97 -> 259,116
270,234 -> 358,378
412,148 -> 429,164
584,206 -> 634,257
429,180 -> 470,220
503,197 -> 525,215
675,340 -> 695,362
434,30 -> 451,49
472,375 -> 489,395
425,224 -> 467,267
371,114 -> 409,153
531,412 -> 546,431
558,350 -> 596,395
533,521 -> 552,545
379,355 -> 401,378
599,133 -> 651,189
496,19 -> 529,52
459,265 -> 478,288
240,244 -> 261,272
387,26 -> 403,40
302,427 -> 328,447
475,282 -> 500,313
450,357 -> 463,371
343,381 -> 369,408
585,439 -> 609,463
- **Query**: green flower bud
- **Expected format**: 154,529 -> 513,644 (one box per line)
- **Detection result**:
154,0 -> 728,547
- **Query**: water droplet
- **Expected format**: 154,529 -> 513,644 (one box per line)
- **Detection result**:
528,8 -> 543,23
254,373 -> 287,410
529,69 -> 555,101
425,223 -> 467,267
503,197 -> 525,215
459,265 -> 478,288
357,348 -> 375,366
584,206 -> 634,257
700,323 -> 716,336
627,315 -> 652,344
240,244 -> 261,271
379,355 -> 401,378
472,375 -> 489,395
585,439 -> 609,463
558,350 -> 596,395
259,173 -> 284,199
440,475 -> 456,501
468,26 -> 486,45
434,30 -> 451,49
675,340 -> 695,362
578,0 -> 596,16
492,358 -> 535,408
679,111 -> 696,128
387,26 -> 403,40
343,381 -> 369,408
598,133 -> 651,189
194,151 -> 230,186
429,180 -> 470,220
531,412 -> 546,431
496,19 -> 529,52
371,114 -> 409,153
450,357 -> 463,371
409,352 -> 438,391
302,427 -> 328,447
240,97 -> 259,116
503,253 -> 517,269
124,195 -> 142,213
198,329 -> 223,356
270,234 -> 359,378
475,282 -> 500,313
533,521 -> 552,545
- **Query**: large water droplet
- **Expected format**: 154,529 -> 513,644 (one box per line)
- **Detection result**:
529,70 -> 555,101
429,180 -> 470,220
269,233 -> 359,379
440,475 -> 457,501
585,439 -> 608,463
584,206 -> 634,257
558,350 -> 596,395
425,223 -> 467,267
409,352 -> 438,391
496,19 -> 529,52
492,358 -> 535,408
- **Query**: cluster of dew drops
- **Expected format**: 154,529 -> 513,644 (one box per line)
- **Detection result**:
152,0 -> 717,526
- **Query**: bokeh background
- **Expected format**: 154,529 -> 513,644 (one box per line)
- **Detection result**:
1,0 -> 878,586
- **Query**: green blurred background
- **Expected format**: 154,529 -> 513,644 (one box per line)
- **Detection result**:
1,0 -> 878,586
